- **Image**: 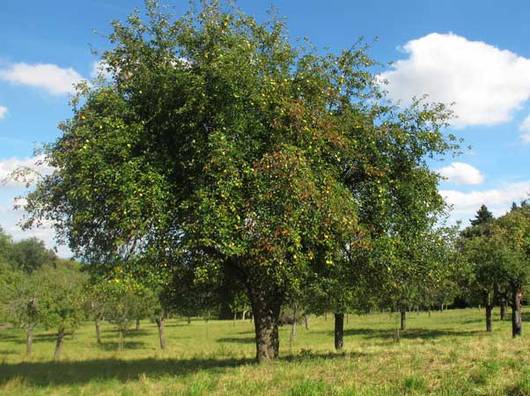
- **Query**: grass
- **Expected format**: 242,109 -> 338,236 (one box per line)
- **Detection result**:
0,308 -> 528,395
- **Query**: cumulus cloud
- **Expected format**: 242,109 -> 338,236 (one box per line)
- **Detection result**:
436,162 -> 484,185
0,62 -> 84,95
441,181 -> 530,224
0,105 -> 7,120
518,115 -> 530,143
0,155 -> 54,187
380,33 -> 530,127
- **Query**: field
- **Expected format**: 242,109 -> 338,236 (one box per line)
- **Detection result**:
0,308 -> 528,396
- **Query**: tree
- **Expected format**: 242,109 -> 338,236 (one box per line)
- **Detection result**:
9,238 -> 56,273
23,1 -> 458,362
36,262 -> 87,361
3,270 -> 40,356
493,203 -> 529,337
470,205 -> 494,227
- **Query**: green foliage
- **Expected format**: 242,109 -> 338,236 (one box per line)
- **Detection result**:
36,262 -> 87,333
22,0 -> 458,360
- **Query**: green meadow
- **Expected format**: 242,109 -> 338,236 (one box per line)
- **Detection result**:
0,308 -> 528,396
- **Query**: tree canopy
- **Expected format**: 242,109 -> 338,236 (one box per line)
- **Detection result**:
23,1 -> 459,362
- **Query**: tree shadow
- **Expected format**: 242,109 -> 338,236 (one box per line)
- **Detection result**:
314,327 -> 481,340
216,336 -> 255,344
0,349 -> 375,387
0,357 -> 254,386
97,341 -> 146,351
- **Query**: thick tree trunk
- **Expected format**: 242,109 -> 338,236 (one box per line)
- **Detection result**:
250,293 -> 281,363
511,288 -> 523,337
485,304 -> 493,332
95,319 -> 102,344
135,318 -> 140,331
26,327 -> 33,356
156,317 -> 166,350
54,328 -> 65,362
500,302 -> 506,321
334,312 -> 344,351
400,309 -> 406,331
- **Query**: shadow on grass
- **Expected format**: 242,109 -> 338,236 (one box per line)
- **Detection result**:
97,341 -> 146,351
216,336 -> 255,344
0,332 -> 72,344
0,356 -> 254,386
0,350 -> 371,387
314,327 -> 481,340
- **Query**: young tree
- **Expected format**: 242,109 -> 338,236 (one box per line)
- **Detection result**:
493,203 -> 530,337
36,263 -> 87,361
23,1 -> 458,362
4,270 -> 40,356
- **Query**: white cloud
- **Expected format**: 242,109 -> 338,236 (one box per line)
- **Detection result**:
0,105 -> 7,120
90,60 -> 113,80
0,62 -> 84,95
436,162 -> 484,185
380,33 -> 530,127
518,115 -> 530,143
0,155 -> 54,187
441,181 -> 530,224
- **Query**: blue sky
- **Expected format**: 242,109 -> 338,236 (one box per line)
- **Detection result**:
0,0 -> 529,256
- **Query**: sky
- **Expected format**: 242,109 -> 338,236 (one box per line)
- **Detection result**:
0,0 -> 529,257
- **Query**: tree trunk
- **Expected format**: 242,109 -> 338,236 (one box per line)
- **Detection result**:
500,302 -> 506,321
334,312 -> 344,351
135,318 -> 140,331
54,328 -> 65,362
511,288 -> 522,337
26,327 -> 33,356
485,304 -> 493,332
118,328 -> 125,350
242,310 -> 248,320
289,305 -> 297,351
156,317 -> 166,350
95,319 -> 102,344
187,316 -> 191,324
303,313 -> 309,330
250,292 -> 281,363
400,309 -> 406,331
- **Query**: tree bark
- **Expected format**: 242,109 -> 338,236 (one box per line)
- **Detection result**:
303,313 -> 309,330
26,326 -> 33,356
250,291 -> 281,363
135,318 -> 140,331
334,312 -> 344,351
54,328 -> 65,362
500,302 -> 506,321
95,319 -> 102,344
156,316 -> 166,350
511,288 -> 522,337
485,304 -> 493,332
400,309 -> 406,331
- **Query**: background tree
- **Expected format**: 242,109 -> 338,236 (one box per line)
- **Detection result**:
493,202 -> 529,337
36,262 -> 87,361
3,270 -> 40,355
